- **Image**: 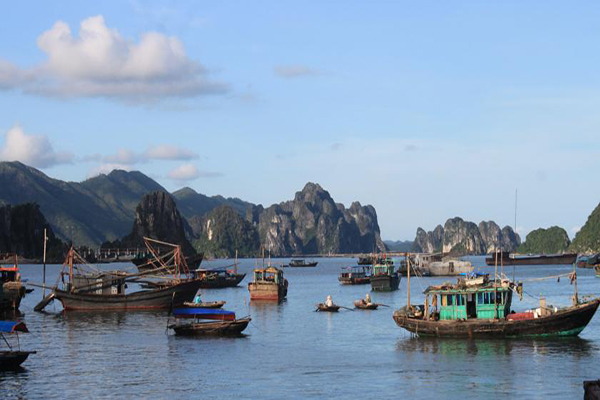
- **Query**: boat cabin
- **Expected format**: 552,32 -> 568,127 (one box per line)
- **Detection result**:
0,266 -> 19,285
425,282 -> 513,320
69,273 -> 127,295
340,266 -> 368,279
253,267 -> 284,284
372,263 -> 395,277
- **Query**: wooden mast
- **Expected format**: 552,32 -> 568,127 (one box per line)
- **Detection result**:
407,252 -> 411,309
42,228 -> 47,297
494,247 -> 498,318
69,246 -> 74,293
573,260 -> 579,305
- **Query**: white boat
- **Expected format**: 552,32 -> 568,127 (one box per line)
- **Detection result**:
427,259 -> 473,276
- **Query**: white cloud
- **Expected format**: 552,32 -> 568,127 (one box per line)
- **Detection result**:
0,124 -> 73,168
103,148 -> 141,165
145,144 -> 198,160
571,226 -> 581,235
167,163 -> 200,181
274,65 -> 321,79
0,61 -> 32,90
1,15 -> 228,102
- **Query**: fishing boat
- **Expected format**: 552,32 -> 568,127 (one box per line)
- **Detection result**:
316,303 -> 340,312
393,253 -> 600,338
370,260 -> 400,292
357,256 -> 373,265
182,300 -> 226,309
0,255 -> 26,313
248,266 -> 288,301
0,320 -> 35,370
189,267 -> 246,288
169,307 -> 251,336
595,265 -> 600,278
427,259 -> 473,276
338,266 -> 371,285
485,251 -> 577,266
36,245 -> 198,311
287,259 -> 318,267
354,300 -> 378,310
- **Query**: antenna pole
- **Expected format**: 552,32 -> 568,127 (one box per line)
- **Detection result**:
513,189 -> 517,282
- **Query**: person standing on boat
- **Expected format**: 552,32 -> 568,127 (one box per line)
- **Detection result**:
325,295 -> 333,307
193,290 -> 202,304
365,293 -> 372,305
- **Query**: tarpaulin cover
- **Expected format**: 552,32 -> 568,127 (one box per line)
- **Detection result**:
0,321 -> 28,333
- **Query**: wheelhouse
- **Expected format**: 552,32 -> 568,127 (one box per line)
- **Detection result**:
425,282 -> 513,320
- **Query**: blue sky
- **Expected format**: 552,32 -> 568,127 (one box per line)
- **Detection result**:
0,1 -> 599,241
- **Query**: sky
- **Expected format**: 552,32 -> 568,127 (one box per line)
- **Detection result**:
0,1 -> 599,241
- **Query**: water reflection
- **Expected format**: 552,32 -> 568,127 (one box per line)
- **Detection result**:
397,336 -> 596,358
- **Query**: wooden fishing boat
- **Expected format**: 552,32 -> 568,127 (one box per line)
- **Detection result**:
316,303 -> 340,312
0,254 -> 26,313
170,307 -> 250,336
190,268 -> 246,288
354,300 -> 378,310
288,259 -> 318,267
170,317 -> 251,336
485,251 -> 577,266
36,245 -> 198,312
393,253 -> 600,338
370,261 -> 400,292
182,301 -> 226,309
248,266 -> 288,301
338,266 -> 371,285
0,321 -> 35,370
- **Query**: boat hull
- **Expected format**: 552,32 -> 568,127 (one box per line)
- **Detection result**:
248,281 -> 287,301
354,300 -> 378,310
196,273 -> 246,289
170,317 -> 251,336
0,351 -> 36,370
485,253 -> 577,266
54,280 -> 199,311
371,274 -> 400,292
393,299 -> 600,338
339,277 -> 371,285
0,282 -> 25,312
316,303 -> 340,312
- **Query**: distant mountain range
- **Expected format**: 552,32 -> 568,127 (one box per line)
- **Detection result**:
0,161 -> 251,247
384,240 -> 413,252
413,217 -> 521,255
0,161 -> 384,256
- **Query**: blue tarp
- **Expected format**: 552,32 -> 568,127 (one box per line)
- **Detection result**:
173,308 -> 235,317
0,321 -> 28,333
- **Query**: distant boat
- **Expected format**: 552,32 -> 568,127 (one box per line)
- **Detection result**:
0,320 -> 35,370
427,259 -> 473,276
370,260 -> 400,292
248,266 -> 288,301
316,303 -> 340,312
189,268 -> 246,289
338,266 -> 371,285
287,259 -> 318,267
485,251 -> 577,266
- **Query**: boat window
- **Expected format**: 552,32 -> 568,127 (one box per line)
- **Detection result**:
441,295 -> 447,306
477,292 -> 483,304
447,295 -> 454,306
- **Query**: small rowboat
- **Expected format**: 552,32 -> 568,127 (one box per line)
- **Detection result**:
182,301 -> 226,309
316,303 -> 340,312
169,317 -> 251,336
354,300 -> 379,310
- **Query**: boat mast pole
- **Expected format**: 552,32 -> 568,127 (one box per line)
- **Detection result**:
573,261 -> 579,305
43,228 -> 47,297
513,189 -> 517,282
69,246 -> 74,293
494,247 -> 498,319
407,252 -> 411,309
235,250 -> 238,275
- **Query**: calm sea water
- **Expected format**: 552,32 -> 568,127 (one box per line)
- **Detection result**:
2,256 -> 599,399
